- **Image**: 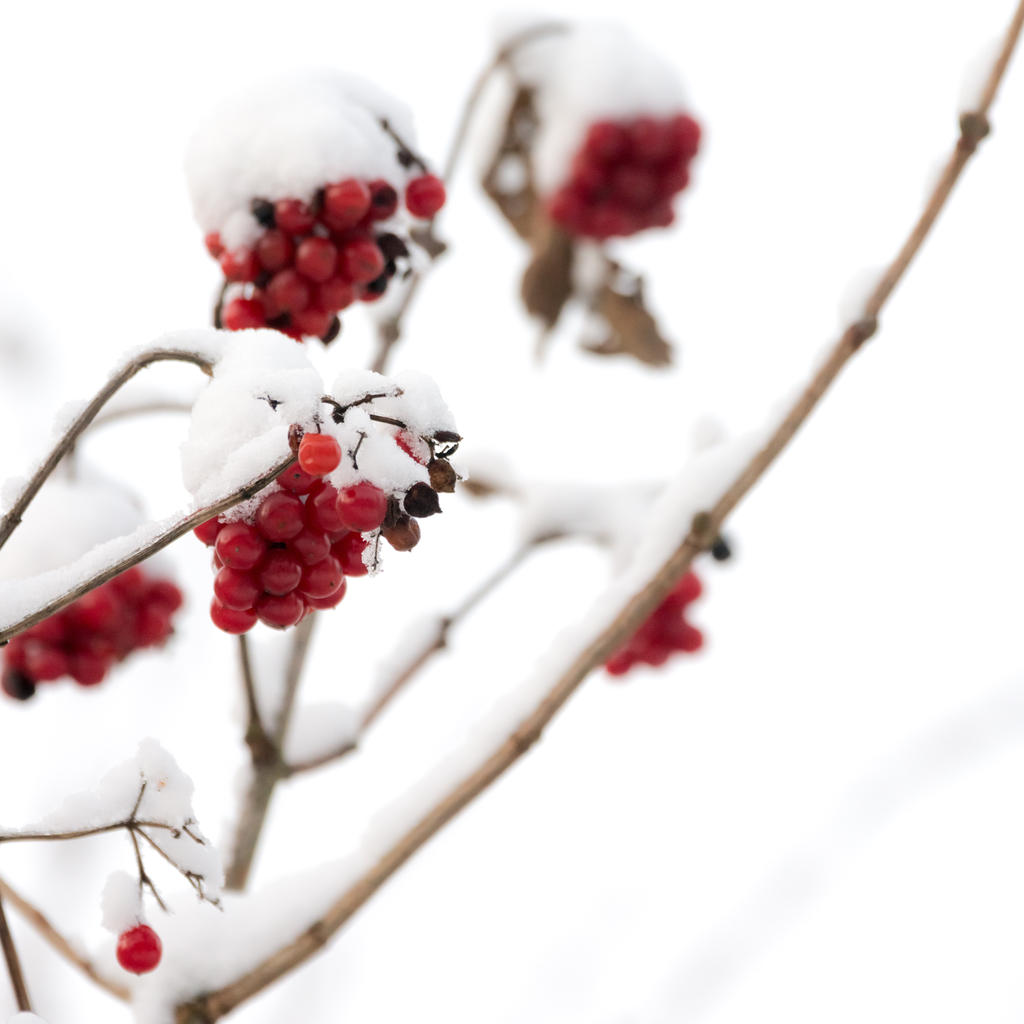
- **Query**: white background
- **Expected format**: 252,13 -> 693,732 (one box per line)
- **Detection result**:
1,0 -> 1023,1022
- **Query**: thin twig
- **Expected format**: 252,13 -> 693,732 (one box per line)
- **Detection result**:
0,890 -> 31,1012
370,22 -> 569,374
223,614 -> 317,891
0,820 -> 201,844
238,635 -> 273,761
90,399 -> 194,431
0,876 -> 129,1002
0,451 -> 296,645
0,347 -> 214,553
181,8 -> 1024,1017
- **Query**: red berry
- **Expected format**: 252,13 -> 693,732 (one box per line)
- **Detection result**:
277,463 -> 318,494
335,482 -> 388,532
366,180 -> 398,220
24,643 -> 68,682
255,230 -> 295,272
323,179 -> 371,230
404,174 -> 446,218
255,592 -> 305,629
70,588 -> 119,632
193,518 -> 222,546
204,232 -> 224,259
306,481 -> 347,533
274,198 -> 316,235
255,491 -> 305,541
259,550 -> 303,596
610,165 -> 658,209
303,577 -> 348,610
629,117 -> 675,164
288,526 -> 332,566
215,522 -> 266,571
214,567 -> 261,610
135,604 -> 173,647
210,598 -> 258,634
265,269 -> 311,316
222,296 -> 266,331
315,276 -> 355,312
298,555 -> 344,599
116,924 -> 162,974
669,114 -> 701,161
67,650 -> 112,687
295,237 -> 337,283
583,121 -> 631,163
334,532 -> 369,576
291,307 -> 333,339
148,580 -> 184,612
340,238 -> 385,284
298,433 -> 342,476
219,249 -> 259,283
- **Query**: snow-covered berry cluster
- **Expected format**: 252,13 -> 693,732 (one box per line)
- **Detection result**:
182,331 -> 459,635
604,571 -> 703,677
548,114 -> 700,239
1,567 -> 183,701
206,172 -> 445,340
186,72 -> 444,342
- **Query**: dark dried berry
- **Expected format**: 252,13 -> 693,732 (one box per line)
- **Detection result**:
288,423 -> 305,454
433,430 -> 462,443
365,274 -> 388,296
2,669 -> 36,701
383,495 -> 403,529
321,316 -> 342,346
403,482 -> 441,518
376,233 -> 410,261
250,197 -> 276,228
427,457 -> 457,493
710,535 -> 732,562
382,516 -> 421,551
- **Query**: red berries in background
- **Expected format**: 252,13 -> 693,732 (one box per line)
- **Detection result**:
604,571 -> 704,678
548,113 -> 700,240
203,168 -> 446,344
116,924 -> 162,974
1,567 -> 184,700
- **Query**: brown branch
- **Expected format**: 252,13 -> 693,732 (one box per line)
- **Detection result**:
0,347 -> 214,554
223,613 -> 317,891
90,399 -> 194,431
0,876 -> 128,1002
0,890 -> 31,1012
179,8 -> 1024,1017
0,819 -> 197,844
238,635 -> 273,763
0,451 -> 296,645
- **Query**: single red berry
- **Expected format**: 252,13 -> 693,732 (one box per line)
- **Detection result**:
265,269 -> 311,316
24,643 -> 68,682
147,580 -> 184,612
340,237 -> 385,284
255,592 -> 305,629
222,296 -> 266,331
135,604 -> 172,647
629,117 -> 675,164
298,555 -> 344,599
404,174 -> 446,218
303,577 -> 347,610
291,306 -> 333,339
193,518 -> 222,546
219,249 -> 259,283
255,230 -> 295,272
669,114 -> 701,161
210,598 -> 258,634
315,276 -> 355,312
323,179 -> 372,230
610,165 -> 658,209
335,482 -> 388,532
306,481 -> 347,533
255,492 -> 305,541
334,532 -> 369,576
204,232 -> 224,259
658,162 -> 690,196
116,924 -> 162,974
215,522 -> 267,571
299,433 -> 342,476
288,526 -> 332,566
68,650 -> 112,687
70,588 -> 119,632
213,567 -> 262,610
294,237 -> 338,283
259,549 -> 303,596
277,463 -> 318,494
274,198 -> 316,235
367,180 -> 398,220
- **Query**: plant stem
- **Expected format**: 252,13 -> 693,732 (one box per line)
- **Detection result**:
0,890 -> 31,1012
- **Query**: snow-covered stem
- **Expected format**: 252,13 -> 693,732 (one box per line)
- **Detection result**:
174,10 -> 1024,1017
0,889 -> 31,1012
0,451 -> 296,645
0,347 -> 213,554
224,614 -> 317,891
0,875 -> 129,1002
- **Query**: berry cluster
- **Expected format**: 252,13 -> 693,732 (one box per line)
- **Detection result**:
116,923 -> 162,974
604,571 -> 703,677
206,173 -> 446,342
196,430 -> 450,634
548,114 -> 700,239
1,568 -> 184,701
